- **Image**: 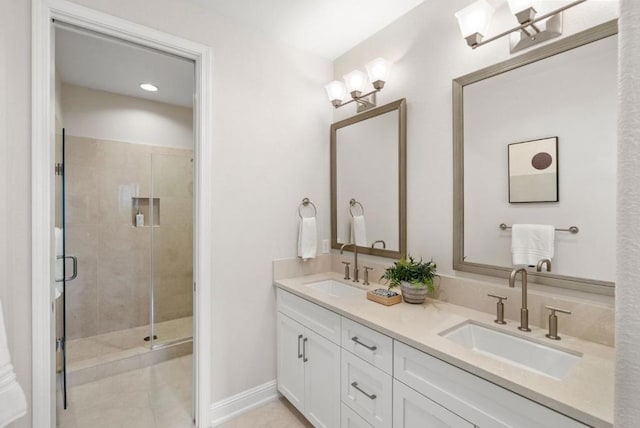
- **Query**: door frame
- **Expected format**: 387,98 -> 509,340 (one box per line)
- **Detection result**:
31,0 -> 213,426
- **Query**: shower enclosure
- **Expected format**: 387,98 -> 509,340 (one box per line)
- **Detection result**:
56,132 -> 194,405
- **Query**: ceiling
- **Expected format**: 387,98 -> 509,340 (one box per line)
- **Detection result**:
189,0 -> 426,59
55,1 -> 427,106
55,25 -> 195,107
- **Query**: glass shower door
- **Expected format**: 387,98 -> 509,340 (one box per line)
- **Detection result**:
55,128 -> 77,409
150,152 -> 194,347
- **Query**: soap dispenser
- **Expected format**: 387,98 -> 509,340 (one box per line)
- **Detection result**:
136,210 -> 144,227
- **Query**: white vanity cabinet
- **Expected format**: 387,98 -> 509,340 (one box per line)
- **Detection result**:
276,291 -> 341,428
394,341 -> 589,428
275,286 -> 592,428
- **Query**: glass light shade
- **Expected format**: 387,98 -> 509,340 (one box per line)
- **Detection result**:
507,0 -> 538,14
365,58 -> 391,84
325,80 -> 347,102
343,69 -> 368,95
454,0 -> 495,38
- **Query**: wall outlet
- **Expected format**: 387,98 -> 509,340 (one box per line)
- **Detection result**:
322,239 -> 330,254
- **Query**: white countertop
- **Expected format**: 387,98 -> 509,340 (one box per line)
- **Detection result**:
274,272 -> 614,428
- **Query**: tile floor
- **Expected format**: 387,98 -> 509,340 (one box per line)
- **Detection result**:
219,398 -> 312,428
57,355 -> 193,428
58,351 -> 309,428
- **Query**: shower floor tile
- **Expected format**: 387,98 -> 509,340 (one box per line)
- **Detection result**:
66,316 -> 193,370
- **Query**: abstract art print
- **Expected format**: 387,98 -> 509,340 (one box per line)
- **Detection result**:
508,137 -> 558,203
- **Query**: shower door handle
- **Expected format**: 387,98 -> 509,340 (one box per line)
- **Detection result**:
55,255 -> 78,282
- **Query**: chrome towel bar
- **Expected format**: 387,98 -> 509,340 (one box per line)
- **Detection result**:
499,223 -> 579,234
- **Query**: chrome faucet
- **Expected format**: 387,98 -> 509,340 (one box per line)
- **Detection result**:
340,243 -> 359,283
536,259 -> 552,272
371,240 -> 386,249
509,268 -> 531,332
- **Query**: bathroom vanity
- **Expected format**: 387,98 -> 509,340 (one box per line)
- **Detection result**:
274,272 -> 613,428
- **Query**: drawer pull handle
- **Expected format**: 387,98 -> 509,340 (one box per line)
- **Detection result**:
351,382 -> 377,400
351,336 -> 377,351
297,334 -> 303,359
303,337 -> 308,362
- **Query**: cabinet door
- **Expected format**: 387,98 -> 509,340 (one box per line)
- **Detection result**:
277,312 -> 305,412
393,380 -> 475,428
304,328 -> 341,428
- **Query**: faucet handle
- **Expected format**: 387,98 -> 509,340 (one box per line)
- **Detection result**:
363,266 -> 373,285
488,294 -> 507,325
545,305 -> 571,315
342,261 -> 351,280
545,306 -> 571,340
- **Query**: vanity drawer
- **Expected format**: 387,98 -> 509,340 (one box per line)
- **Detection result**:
341,317 -> 393,375
341,349 -> 392,428
277,288 -> 341,344
341,403 -> 373,428
394,341 -> 588,428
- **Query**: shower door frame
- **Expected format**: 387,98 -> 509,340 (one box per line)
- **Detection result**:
31,1 -> 213,427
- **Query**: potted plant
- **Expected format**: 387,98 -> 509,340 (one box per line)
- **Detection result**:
380,255 -> 438,304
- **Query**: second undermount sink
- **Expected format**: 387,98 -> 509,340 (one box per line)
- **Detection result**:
305,280 -> 365,297
440,321 -> 582,380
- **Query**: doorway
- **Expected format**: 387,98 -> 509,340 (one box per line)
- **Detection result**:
32,2 -> 213,427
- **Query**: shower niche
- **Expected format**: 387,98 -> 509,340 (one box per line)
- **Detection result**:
132,197 -> 160,227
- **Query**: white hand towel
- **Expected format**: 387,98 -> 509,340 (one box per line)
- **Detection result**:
297,217 -> 317,261
0,298 -> 27,428
54,227 -> 64,298
351,215 -> 367,247
511,224 -> 555,266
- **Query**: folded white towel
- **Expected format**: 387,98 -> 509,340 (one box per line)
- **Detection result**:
297,217 -> 317,261
54,227 -> 64,299
351,215 -> 367,247
511,224 -> 555,266
0,298 -> 27,428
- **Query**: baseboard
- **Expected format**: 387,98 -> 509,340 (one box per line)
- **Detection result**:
209,380 -> 279,427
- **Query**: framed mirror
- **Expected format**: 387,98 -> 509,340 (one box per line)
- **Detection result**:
453,21 -> 617,295
331,99 -> 406,258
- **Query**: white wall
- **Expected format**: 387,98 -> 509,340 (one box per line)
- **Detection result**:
333,0 -> 619,278
61,83 -> 193,149
0,1 -> 33,427
0,1 -> 332,425
463,35 -> 617,282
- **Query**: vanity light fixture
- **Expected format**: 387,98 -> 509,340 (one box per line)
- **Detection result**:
139,83 -> 158,92
325,57 -> 391,113
455,0 -> 586,53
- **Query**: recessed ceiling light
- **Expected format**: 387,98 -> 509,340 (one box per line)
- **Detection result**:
140,83 -> 158,92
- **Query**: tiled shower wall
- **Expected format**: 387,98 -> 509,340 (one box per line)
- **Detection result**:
65,136 -> 193,340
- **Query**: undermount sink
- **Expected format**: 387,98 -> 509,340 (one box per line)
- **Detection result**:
305,280 -> 365,297
440,321 -> 582,380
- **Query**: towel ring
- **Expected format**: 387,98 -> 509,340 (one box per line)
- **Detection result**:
349,199 -> 364,217
298,198 -> 317,219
